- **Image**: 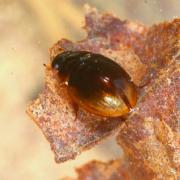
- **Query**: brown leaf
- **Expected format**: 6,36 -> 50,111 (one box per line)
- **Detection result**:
117,19 -> 180,179
76,159 -> 130,180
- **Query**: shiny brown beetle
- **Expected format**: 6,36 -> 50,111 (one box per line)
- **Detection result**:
51,51 -> 137,117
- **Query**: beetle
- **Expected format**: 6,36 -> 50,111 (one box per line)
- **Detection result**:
51,51 -> 137,117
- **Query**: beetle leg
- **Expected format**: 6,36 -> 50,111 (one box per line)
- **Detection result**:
71,101 -> 79,121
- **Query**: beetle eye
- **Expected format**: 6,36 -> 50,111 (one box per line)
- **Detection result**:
52,58 -> 59,70
53,63 -> 59,70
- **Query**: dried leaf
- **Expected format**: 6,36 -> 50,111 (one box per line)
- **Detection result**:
117,19 -> 180,179
76,159 -> 130,180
